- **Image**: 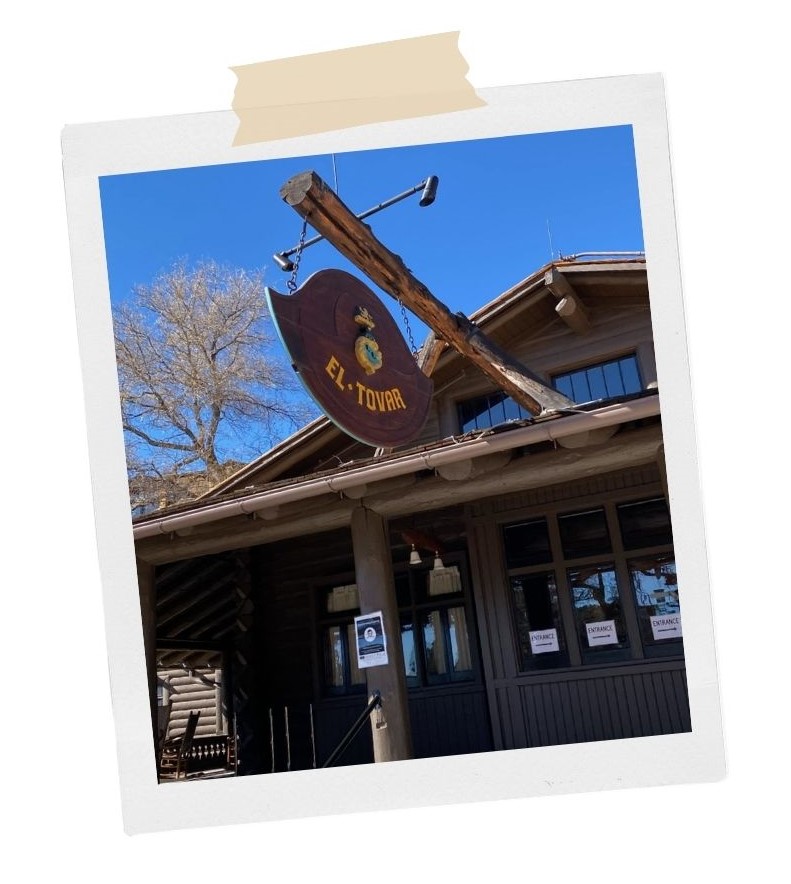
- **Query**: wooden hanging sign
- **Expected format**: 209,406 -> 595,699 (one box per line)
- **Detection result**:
266,269 -> 433,448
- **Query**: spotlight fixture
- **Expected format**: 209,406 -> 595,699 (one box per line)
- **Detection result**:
273,252 -> 294,272
418,175 -> 439,207
409,544 -> 422,566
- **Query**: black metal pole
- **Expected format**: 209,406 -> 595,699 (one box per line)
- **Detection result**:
274,177 -> 438,271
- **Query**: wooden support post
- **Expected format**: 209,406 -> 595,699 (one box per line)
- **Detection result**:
350,505 -> 413,762
136,558 -> 159,757
280,171 -> 574,415
656,442 -> 669,503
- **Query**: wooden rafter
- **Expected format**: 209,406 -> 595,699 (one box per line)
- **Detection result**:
544,267 -> 591,334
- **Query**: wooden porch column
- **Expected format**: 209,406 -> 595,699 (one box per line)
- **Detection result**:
136,558 -> 158,754
350,506 -> 413,762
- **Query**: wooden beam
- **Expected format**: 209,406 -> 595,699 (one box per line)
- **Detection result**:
280,171 -> 574,415
544,268 -> 590,334
436,450 -> 512,481
367,425 -> 664,515
416,331 -> 446,377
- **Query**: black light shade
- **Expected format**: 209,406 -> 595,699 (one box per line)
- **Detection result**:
419,175 -> 439,207
273,252 -> 294,272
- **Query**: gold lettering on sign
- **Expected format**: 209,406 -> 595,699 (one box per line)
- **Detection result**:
325,355 -> 407,413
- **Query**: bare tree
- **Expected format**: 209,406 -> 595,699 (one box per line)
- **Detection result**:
114,260 -> 313,507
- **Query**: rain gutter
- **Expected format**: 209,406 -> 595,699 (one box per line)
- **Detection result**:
134,394 -> 660,541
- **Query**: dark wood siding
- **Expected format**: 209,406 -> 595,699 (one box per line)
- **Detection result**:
314,698 -> 374,767
494,661 -> 690,749
409,686 -> 492,758
315,686 -> 493,767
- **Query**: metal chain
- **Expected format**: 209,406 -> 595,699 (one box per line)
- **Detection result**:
398,298 -> 418,360
287,217 -> 309,293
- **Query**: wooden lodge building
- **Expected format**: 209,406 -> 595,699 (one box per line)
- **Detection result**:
134,255 -> 690,780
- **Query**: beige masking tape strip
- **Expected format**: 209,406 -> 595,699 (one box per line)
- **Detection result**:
231,32 -> 485,145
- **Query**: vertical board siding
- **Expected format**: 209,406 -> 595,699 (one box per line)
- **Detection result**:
408,688 -> 493,758
314,700 -> 374,768
500,664 -> 690,749
315,688 -> 493,767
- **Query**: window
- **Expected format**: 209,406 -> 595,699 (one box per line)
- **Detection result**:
458,390 -> 532,433
318,560 -> 479,695
617,498 -> 673,549
552,354 -> 642,404
569,563 -> 630,664
457,353 -> 643,434
397,563 -> 476,687
628,553 -> 682,657
558,508 -> 612,559
503,518 -> 552,568
502,496 -> 680,672
318,584 -> 366,696
510,572 -> 569,669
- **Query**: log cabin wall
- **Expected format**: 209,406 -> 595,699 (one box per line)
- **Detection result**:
154,552 -> 256,772
158,666 -> 225,739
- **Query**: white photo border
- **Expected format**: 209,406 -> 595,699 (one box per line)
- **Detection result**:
62,74 -> 724,835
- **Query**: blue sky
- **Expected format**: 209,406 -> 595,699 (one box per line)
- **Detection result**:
99,125 -> 643,458
100,125 -> 643,334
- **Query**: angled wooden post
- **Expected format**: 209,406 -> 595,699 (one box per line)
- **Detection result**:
280,171 -> 574,416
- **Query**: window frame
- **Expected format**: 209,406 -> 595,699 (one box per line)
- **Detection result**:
551,352 -> 644,404
455,352 -> 644,435
315,554 -> 483,698
499,491 -> 681,674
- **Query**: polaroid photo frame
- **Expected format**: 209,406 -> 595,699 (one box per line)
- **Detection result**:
62,73 -> 724,834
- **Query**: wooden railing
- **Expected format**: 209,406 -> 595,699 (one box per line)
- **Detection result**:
160,733 -> 237,780
183,735 -> 235,772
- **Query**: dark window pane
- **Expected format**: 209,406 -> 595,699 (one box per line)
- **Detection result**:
553,354 -> 643,404
489,395 -> 507,425
570,370 -> 592,402
324,626 -> 345,689
422,609 -> 448,682
324,583 -> 359,613
619,356 -> 642,393
503,396 -> 525,421
558,508 -> 612,559
400,619 -> 419,682
457,391 -> 534,433
587,365 -> 608,400
395,572 -> 412,608
503,518 -> 552,568
603,361 -> 625,397
568,564 -> 629,661
629,554 -> 682,648
447,606 -> 473,675
555,375 -> 574,400
510,572 -> 569,670
617,498 -> 673,549
427,564 -> 463,597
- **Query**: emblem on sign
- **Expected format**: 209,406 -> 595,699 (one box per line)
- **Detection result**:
266,269 -> 433,448
354,307 -> 383,375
